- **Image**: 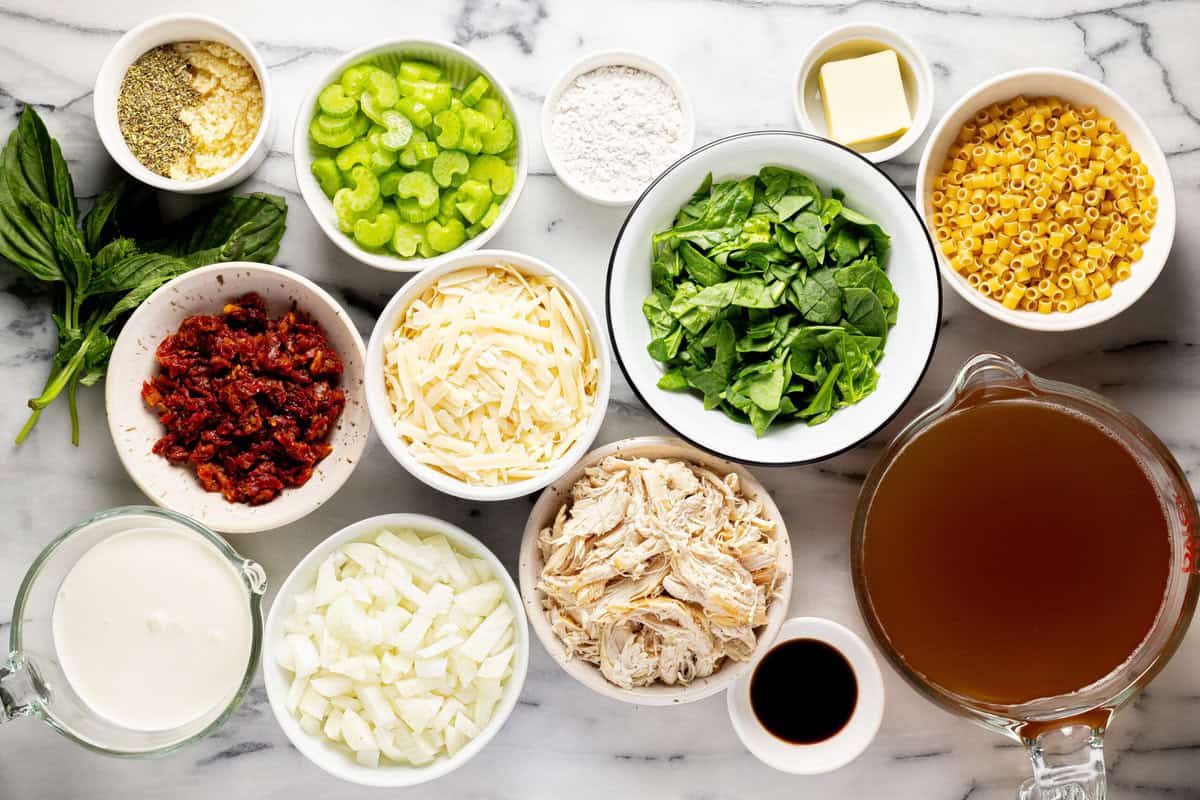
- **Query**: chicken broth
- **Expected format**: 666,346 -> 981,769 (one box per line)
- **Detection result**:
861,397 -> 1170,706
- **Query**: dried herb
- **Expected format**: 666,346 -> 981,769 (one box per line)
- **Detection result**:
117,45 -> 197,176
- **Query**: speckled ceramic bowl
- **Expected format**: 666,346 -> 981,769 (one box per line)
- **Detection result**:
106,263 -> 369,534
518,436 -> 793,705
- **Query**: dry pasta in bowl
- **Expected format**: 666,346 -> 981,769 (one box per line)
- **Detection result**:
930,94 -> 1156,316
369,255 -> 609,501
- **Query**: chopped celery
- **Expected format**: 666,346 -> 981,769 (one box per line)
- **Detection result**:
426,218 -> 467,253
454,179 -> 494,223
395,171 -> 439,207
467,154 -> 514,195
399,61 -> 442,83
481,118 -> 514,155
311,157 -> 342,198
318,85 -> 357,117
354,207 -> 399,248
391,220 -> 428,256
432,150 -> 470,187
461,75 -> 490,106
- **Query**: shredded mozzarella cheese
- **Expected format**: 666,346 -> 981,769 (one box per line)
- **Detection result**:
383,264 -> 599,486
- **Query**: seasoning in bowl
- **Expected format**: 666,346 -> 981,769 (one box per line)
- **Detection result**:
141,293 -> 346,505
536,455 -> 787,689
548,64 -> 688,201
381,264 -> 599,487
118,41 -> 263,180
931,95 -> 1157,314
275,526 -> 518,767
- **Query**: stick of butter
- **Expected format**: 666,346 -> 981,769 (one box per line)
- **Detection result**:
819,49 -> 912,147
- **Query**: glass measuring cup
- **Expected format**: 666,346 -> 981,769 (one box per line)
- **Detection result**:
0,506 -> 266,757
852,353 -> 1198,800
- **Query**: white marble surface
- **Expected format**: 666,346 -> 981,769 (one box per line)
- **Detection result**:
2,0 -> 1199,797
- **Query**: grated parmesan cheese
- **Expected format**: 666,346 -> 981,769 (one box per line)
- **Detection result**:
169,41 -> 263,181
383,264 -> 599,486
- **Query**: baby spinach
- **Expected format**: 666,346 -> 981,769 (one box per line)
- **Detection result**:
643,165 -> 898,436
0,107 -> 287,445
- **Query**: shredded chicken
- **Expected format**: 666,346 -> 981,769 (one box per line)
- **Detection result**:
537,456 -> 787,689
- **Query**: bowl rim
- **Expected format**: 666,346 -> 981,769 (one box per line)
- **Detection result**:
364,248 -> 612,502
262,512 -> 530,787
540,48 -> 697,207
792,22 -> 934,164
92,12 -> 273,193
291,37 -> 529,273
914,67 -> 1178,332
517,435 -> 794,705
606,129 -> 942,468
105,262 -> 369,534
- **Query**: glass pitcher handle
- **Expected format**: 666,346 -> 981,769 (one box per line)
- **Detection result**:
1019,725 -> 1106,800
0,653 -> 43,724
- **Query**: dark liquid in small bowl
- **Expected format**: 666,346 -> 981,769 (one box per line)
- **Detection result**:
750,638 -> 858,744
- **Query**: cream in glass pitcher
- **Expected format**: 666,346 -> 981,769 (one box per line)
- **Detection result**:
853,353 -> 1198,800
1,506 -> 265,756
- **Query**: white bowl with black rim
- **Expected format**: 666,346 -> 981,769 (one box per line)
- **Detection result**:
106,263 -> 370,534
293,39 -> 528,273
606,131 -> 941,466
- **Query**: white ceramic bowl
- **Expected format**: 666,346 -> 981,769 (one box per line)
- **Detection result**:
106,263 -> 370,534
608,131 -> 941,466
727,617 -> 884,774
263,513 -> 529,787
794,23 -> 933,164
518,436 -> 794,705
916,68 -> 1177,332
365,249 -> 610,502
541,50 -> 696,206
94,13 -> 272,194
294,39 -> 528,273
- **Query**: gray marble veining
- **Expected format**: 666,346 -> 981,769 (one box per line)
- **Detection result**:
1,1 -> 1199,798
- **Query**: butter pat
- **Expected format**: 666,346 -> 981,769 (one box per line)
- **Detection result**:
819,49 -> 912,147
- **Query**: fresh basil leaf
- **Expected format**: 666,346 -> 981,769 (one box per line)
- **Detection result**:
152,193 -> 288,266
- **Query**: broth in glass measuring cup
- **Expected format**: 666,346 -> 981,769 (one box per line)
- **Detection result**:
853,353 -> 1198,800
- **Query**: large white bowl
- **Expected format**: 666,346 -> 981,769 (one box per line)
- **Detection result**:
263,513 -> 529,787
915,68 -> 1177,332
607,131 -> 941,466
518,436 -> 793,705
365,249 -> 611,502
106,263 -> 370,534
293,39 -> 528,273
94,13 -> 273,194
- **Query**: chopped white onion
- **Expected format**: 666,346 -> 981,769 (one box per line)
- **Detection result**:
277,527 -> 516,767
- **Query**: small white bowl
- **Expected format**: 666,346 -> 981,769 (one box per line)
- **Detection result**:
106,263 -> 370,534
365,249 -> 610,502
794,23 -> 933,164
263,513 -> 529,787
608,131 -> 941,466
727,617 -> 884,774
916,68 -> 1177,332
93,13 -> 272,194
293,39 -> 528,273
518,436 -> 793,706
542,50 -> 696,206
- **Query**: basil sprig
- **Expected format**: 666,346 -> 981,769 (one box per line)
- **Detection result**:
0,106 -> 288,445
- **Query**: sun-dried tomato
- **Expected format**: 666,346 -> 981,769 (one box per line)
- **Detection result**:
142,293 -> 346,506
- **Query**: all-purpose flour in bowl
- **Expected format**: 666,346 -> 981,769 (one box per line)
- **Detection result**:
546,61 -> 691,204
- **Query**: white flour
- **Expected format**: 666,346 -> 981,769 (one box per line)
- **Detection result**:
549,65 -> 686,200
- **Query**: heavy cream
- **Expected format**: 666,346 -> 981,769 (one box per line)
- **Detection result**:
52,524 -> 252,732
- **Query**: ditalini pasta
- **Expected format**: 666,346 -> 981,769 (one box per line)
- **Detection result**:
931,95 -> 1156,314
382,263 -> 599,486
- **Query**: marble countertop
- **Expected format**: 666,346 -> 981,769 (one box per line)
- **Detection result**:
2,0 -> 1199,797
